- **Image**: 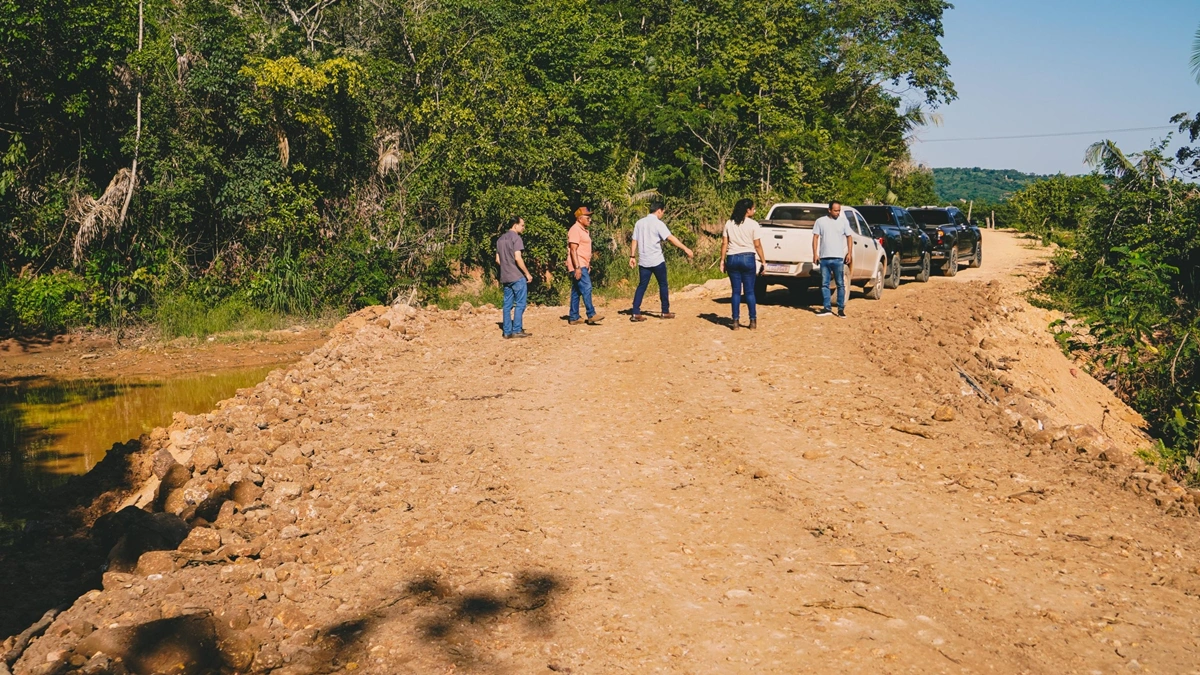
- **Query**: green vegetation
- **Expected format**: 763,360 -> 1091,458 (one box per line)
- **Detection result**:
0,0 -> 957,335
1030,116 -> 1200,483
932,167 -> 1051,203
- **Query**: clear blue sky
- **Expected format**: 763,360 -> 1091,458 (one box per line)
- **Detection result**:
909,1 -> 1199,175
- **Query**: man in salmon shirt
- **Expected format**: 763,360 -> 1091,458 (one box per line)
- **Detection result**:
567,206 -> 604,326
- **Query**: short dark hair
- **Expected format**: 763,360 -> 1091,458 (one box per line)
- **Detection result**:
507,216 -> 523,229
649,200 -> 665,213
828,201 -> 842,210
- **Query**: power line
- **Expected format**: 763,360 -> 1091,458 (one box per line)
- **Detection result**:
914,125 -> 1177,143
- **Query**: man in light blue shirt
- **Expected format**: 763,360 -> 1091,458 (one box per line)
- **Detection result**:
629,200 -> 693,321
811,201 -> 854,317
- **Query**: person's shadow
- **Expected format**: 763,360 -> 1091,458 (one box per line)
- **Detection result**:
698,313 -> 735,330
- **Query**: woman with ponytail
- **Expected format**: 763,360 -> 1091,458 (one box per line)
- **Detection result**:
719,198 -> 766,330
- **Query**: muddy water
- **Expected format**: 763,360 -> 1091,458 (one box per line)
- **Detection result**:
0,366 -> 276,504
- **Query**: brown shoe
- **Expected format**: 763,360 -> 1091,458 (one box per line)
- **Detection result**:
749,319 -> 757,330
630,314 -> 647,322
585,314 -> 604,325
731,321 -> 740,331
568,319 -> 585,325
661,312 -> 676,319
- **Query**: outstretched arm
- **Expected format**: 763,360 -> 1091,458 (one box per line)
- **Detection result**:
667,235 -> 693,260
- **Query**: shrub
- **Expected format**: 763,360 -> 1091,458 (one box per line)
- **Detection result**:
8,272 -> 90,333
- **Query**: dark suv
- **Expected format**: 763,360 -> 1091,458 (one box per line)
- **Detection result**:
855,205 -> 932,287
906,206 -> 982,276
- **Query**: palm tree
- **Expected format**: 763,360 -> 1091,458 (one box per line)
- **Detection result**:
1193,22 -> 1200,84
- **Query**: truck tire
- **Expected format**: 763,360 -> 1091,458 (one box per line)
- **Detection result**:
914,252 -> 931,282
754,276 -> 768,303
884,253 -> 901,289
941,248 -> 958,277
969,243 -> 982,268
865,262 -> 884,300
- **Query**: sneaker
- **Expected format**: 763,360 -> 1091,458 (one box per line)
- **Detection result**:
837,310 -> 846,318
630,314 -> 647,322
661,312 -> 676,319
585,314 -> 604,325
513,331 -> 532,338
568,319 -> 584,325
815,310 -> 833,317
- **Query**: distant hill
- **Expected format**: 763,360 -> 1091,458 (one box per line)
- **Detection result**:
932,167 -> 1052,203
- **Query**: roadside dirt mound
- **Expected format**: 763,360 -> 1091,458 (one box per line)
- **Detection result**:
8,231 -> 1200,674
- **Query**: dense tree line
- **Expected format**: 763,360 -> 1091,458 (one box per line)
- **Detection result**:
932,167 -> 1050,203
0,0 -> 955,333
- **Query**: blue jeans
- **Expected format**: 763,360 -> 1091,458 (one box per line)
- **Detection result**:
632,262 -> 669,315
726,253 -> 757,322
502,278 -> 527,335
819,258 -> 846,311
569,267 -> 596,321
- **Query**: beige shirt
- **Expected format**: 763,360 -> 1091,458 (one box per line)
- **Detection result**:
724,217 -> 762,256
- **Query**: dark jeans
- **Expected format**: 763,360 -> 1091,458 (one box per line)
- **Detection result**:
632,262 -> 669,315
502,278 -> 527,335
819,257 -> 846,311
726,252 -> 757,322
569,266 -> 596,321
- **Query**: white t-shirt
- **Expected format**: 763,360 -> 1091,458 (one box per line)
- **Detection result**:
632,213 -> 672,267
812,215 -> 854,259
723,218 -> 762,256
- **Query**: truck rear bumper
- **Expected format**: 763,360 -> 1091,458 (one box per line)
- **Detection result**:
761,261 -> 817,277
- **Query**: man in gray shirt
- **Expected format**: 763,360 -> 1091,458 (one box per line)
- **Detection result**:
496,217 -> 533,338
811,202 -> 854,317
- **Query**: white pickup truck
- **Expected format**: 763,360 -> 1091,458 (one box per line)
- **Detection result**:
754,202 -> 887,301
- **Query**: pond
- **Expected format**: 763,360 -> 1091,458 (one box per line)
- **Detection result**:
0,366 -> 277,509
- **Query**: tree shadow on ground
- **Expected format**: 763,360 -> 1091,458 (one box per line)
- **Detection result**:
310,569 -> 567,672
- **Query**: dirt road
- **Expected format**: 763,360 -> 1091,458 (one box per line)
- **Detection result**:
11,231 -> 1200,674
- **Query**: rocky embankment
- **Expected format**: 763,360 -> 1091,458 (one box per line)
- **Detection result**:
4,303 -> 463,674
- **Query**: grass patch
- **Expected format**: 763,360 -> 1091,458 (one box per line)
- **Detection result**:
154,295 -> 292,340
433,284 -> 505,310
595,258 -> 726,301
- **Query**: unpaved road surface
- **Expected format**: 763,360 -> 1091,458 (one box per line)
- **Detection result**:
9,231 -> 1200,674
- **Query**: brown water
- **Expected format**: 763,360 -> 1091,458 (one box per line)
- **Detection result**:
0,366 -> 276,506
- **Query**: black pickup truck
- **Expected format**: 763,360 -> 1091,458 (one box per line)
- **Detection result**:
854,205 -> 932,288
906,206 -> 982,276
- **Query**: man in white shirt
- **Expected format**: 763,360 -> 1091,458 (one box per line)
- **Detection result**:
629,200 -> 693,321
811,201 -> 854,317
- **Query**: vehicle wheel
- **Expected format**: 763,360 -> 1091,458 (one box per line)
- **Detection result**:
914,252 -> 931,283
754,276 -> 768,303
941,248 -> 958,277
969,243 -> 982,268
865,262 -> 884,300
884,253 -> 901,289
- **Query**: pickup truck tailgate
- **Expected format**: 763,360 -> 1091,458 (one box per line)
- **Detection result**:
761,226 -> 815,271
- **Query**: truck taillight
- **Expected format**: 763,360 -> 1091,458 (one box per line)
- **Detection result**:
877,237 -> 885,248
937,231 -> 944,245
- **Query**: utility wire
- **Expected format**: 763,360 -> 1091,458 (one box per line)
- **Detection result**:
914,125 -> 1177,143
